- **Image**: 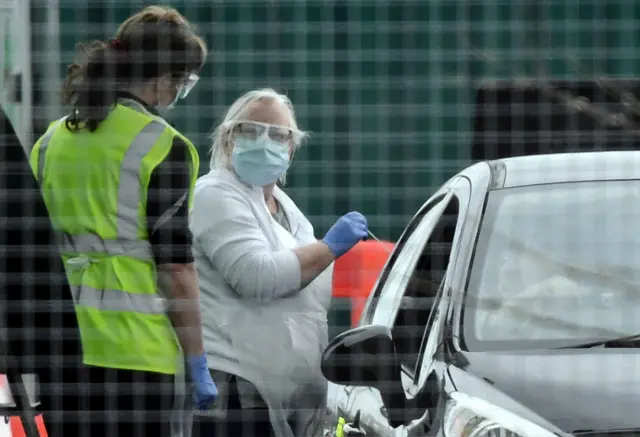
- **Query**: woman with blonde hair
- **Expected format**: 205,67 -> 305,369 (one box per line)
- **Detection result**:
190,88 -> 369,436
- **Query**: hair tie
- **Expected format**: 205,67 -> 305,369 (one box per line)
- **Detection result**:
108,38 -> 124,51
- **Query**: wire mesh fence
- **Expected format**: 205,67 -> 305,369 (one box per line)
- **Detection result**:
13,0 -> 636,238
1,0 -> 640,436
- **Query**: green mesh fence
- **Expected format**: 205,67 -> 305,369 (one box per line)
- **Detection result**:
28,0 -> 639,237
23,0 -> 640,336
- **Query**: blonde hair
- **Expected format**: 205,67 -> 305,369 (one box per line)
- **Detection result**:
209,88 -> 308,185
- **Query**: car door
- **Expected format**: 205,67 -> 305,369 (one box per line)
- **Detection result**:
328,177 -> 471,437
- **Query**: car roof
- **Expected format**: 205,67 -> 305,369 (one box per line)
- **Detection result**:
490,151 -> 640,189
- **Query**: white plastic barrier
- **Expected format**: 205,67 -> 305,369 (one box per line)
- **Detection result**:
0,374 -> 42,437
0,376 -> 13,437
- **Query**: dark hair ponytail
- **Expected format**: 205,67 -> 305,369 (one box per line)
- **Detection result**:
60,6 -> 207,132
61,40 -> 118,131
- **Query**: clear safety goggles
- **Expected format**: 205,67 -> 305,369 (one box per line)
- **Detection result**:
177,73 -> 200,99
232,120 -> 304,146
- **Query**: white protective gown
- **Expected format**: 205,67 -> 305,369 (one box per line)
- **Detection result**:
188,168 -> 334,437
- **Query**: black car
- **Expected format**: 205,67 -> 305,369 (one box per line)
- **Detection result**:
322,151 -> 640,437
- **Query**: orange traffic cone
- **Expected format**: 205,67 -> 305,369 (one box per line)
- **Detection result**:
332,240 -> 395,326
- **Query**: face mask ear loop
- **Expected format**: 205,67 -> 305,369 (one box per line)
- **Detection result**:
289,145 -> 298,166
225,126 -> 236,162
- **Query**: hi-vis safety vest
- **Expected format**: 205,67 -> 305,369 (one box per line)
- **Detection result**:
29,101 -> 200,375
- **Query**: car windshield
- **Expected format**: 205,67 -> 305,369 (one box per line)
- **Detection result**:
464,180 -> 640,350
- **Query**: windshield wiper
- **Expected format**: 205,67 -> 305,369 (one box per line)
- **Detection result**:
559,333 -> 640,349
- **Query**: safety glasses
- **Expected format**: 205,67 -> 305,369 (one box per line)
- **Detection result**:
177,73 -> 200,100
232,120 -> 303,146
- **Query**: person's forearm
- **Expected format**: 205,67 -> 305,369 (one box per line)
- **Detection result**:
157,263 -> 204,357
293,241 -> 336,288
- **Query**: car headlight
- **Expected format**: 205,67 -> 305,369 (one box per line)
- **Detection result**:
443,392 -> 558,437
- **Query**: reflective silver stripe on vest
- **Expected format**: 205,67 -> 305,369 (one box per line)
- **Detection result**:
117,120 -> 167,240
71,284 -> 167,314
37,118 -> 66,184
117,99 -> 187,237
62,233 -> 153,261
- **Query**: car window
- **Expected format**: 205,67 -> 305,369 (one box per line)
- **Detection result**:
372,195 -> 460,376
361,193 -> 449,326
464,180 -> 640,350
412,286 -> 444,385
369,194 -> 450,327
393,198 -> 460,375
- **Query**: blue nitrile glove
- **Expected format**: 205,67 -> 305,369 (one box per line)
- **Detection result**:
322,211 -> 368,258
187,353 -> 218,410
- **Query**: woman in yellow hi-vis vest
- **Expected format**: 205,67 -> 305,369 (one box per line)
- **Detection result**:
29,6 -> 217,437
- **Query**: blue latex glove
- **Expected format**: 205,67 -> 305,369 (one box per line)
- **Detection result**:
322,211 -> 368,258
187,353 -> 218,410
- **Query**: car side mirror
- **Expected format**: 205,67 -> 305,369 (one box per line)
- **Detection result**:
321,324 -> 406,428
321,324 -> 397,386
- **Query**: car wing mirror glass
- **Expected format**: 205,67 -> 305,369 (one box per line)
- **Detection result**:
321,324 -> 398,386
321,324 -> 407,428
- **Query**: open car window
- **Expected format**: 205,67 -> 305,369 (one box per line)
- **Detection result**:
360,191 -> 449,326
369,193 -> 460,378
368,193 -> 451,327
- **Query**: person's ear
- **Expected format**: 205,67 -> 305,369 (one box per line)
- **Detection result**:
225,131 -> 235,153
157,73 -> 174,92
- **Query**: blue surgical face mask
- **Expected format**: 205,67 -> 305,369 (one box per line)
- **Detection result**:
231,137 -> 291,186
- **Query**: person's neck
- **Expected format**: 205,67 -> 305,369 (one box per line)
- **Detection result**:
264,184 -> 278,214
122,87 -> 156,107
263,184 -> 275,202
